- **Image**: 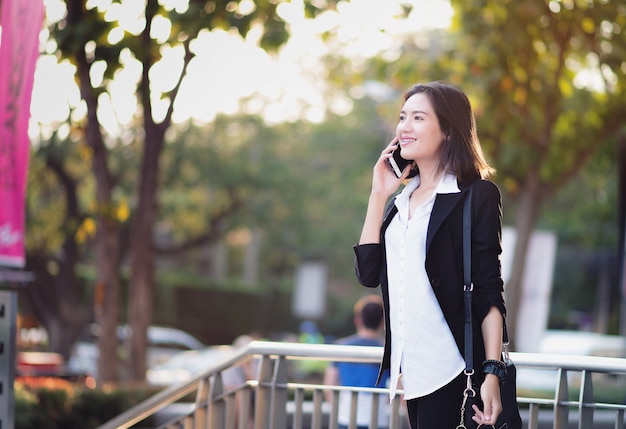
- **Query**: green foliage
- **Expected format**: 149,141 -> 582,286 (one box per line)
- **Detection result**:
25,131 -> 137,256
450,0 -> 626,195
357,0 -> 626,200
539,137 -> 619,249
14,382 -> 158,429
51,0 -> 344,103
156,98 -> 387,282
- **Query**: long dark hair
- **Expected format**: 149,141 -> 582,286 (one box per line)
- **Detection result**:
402,81 -> 495,183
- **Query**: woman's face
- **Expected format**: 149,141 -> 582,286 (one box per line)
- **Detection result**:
395,92 -> 446,165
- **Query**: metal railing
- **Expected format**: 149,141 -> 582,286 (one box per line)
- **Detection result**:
96,341 -> 626,429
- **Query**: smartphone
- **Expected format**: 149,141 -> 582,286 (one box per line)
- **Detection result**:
388,148 -> 411,178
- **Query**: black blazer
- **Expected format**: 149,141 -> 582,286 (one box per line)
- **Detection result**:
353,179 -> 506,384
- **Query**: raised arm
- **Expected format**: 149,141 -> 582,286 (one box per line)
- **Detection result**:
359,140 -> 408,244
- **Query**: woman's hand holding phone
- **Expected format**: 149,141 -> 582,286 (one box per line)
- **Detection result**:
371,141 -> 409,198
388,146 -> 412,178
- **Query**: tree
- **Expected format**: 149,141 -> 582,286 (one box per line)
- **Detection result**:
452,0 -> 626,343
50,0 -> 343,383
155,102 -> 388,286
23,135 -> 93,359
348,0 -> 626,345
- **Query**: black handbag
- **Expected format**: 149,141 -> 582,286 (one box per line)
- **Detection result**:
458,186 -> 523,429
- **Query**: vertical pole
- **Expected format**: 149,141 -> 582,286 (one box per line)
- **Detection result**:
269,357 -> 288,429
253,356 -> 273,429
0,290 -> 17,429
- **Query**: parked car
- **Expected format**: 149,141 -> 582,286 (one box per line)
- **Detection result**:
516,330 -> 626,392
534,330 -> 626,358
67,324 -> 205,380
146,345 -> 235,386
147,334 -> 261,386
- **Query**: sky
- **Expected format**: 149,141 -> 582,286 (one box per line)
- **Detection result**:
29,0 -> 453,138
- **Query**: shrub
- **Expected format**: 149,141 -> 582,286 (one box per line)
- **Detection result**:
14,378 -> 158,429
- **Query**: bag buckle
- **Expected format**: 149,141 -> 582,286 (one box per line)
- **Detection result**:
457,370 -> 476,429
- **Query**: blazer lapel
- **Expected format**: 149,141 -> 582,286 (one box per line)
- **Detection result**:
426,189 -> 468,253
381,201 -> 398,238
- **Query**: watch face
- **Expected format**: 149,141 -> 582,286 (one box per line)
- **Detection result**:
483,362 -> 506,383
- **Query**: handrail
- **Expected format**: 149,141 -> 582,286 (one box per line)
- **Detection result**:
97,341 -> 626,429
96,346 -> 256,429
508,351 -> 626,372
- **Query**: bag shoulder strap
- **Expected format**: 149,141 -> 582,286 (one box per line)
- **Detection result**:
463,183 -> 511,372
463,186 -> 474,372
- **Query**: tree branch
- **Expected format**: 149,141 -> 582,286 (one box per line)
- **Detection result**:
154,191 -> 244,255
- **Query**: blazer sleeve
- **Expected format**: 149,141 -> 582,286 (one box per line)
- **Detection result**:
471,180 -> 506,322
353,243 -> 383,288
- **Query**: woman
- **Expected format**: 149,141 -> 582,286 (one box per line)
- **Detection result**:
353,81 -> 507,428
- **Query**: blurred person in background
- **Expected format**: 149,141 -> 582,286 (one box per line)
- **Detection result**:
324,294 -> 390,429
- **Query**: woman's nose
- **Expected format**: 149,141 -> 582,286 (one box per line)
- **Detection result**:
397,120 -> 413,133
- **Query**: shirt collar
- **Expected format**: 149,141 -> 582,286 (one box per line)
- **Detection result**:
435,172 -> 461,194
393,173 -> 460,220
396,172 -> 460,201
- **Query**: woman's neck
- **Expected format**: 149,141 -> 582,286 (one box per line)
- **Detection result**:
417,162 -> 443,188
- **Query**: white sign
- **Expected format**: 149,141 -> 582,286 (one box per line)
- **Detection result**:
292,261 -> 328,319
501,227 -> 557,352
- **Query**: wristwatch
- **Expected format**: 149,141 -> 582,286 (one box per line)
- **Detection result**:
482,359 -> 507,385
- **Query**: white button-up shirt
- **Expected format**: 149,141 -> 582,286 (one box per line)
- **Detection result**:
385,173 -> 465,401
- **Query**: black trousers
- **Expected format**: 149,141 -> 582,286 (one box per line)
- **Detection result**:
406,371 -> 467,429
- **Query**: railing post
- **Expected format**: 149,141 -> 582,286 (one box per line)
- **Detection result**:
225,393 -> 236,429
328,390 -> 339,429
389,395 -> 402,429
348,391 -> 358,429
194,377 -> 211,429
578,370 -> 594,429
254,356 -> 274,429
369,392 -> 380,429
269,356 -> 288,429
615,409 -> 624,429
183,415 -> 194,429
292,387 -> 305,429
238,387 -> 253,429
527,403 -> 540,429
310,389 -> 324,429
554,368 -> 570,429
208,373 -> 226,429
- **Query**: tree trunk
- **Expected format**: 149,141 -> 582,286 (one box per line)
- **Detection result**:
125,0 -> 205,380
505,168 -> 543,349
48,155 -> 90,358
127,0 -> 192,380
58,0 -> 124,386
127,121 -> 164,381
22,256 -> 86,360
77,53 -> 121,385
95,220 -> 121,383
127,151 -> 159,381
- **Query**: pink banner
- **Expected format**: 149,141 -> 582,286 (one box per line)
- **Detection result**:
0,0 -> 44,267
